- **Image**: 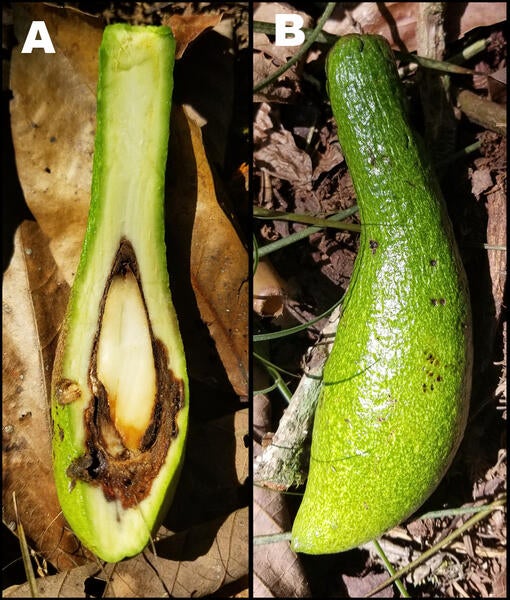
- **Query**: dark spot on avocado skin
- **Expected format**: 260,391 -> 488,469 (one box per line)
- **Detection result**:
421,351 -> 444,392
430,259 -> 437,267
431,297 -> 447,306
425,352 -> 435,363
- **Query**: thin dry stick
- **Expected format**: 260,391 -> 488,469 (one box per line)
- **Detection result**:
365,495 -> 506,597
254,207 -> 361,233
455,89 -> 507,136
13,492 -> 39,598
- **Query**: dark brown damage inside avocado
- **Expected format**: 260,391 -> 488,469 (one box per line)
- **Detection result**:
66,238 -> 184,509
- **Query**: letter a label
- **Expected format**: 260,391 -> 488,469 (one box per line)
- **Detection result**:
21,21 -> 56,54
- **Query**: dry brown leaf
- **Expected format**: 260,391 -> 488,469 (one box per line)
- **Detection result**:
343,572 -> 395,598
253,486 -> 310,598
234,409 -> 250,483
253,394 -> 310,597
3,507 -> 248,598
2,220 -> 90,571
254,103 -> 312,187
163,12 -> 223,58
311,126 -> 344,181
323,2 -> 507,52
166,105 -> 248,397
253,3 -> 312,103
2,562 -> 100,598
253,258 -> 289,318
3,408 -> 249,598
152,507 -> 249,597
186,108 -> 248,397
10,3 -> 102,284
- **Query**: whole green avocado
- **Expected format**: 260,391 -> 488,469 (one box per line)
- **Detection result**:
291,34 -> 473,555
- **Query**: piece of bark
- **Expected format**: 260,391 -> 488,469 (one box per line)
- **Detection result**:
416,2 -> 457,163
456,89 -> 507,136
486,172 -> 507,324
253,307 -> 339,490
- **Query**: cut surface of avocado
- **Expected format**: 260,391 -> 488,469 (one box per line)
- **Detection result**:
96,268 -> 157,450
51,24 -> 188,563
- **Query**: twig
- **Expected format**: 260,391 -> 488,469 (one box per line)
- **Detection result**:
253,532 -> 293,545
254,351 -> 295,402
254,207 -> 361,233
395,50 -> 482,75
253,3 -> 337,93
253,295 -> 343,342
13,492 -> 39,598
455,88 -> 507,136
256,205 -> 359,259
416,2 -> 457,164
372,539 -> 410,598
365,495 -> 506,597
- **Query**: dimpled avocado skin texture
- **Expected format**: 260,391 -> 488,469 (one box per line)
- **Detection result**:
290,35 -> 473,554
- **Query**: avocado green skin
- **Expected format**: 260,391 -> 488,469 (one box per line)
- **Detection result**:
291,35 -> 472,554
51,24 -> 188,562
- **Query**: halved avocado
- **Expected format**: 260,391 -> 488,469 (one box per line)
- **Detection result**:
51,24 -> 188,563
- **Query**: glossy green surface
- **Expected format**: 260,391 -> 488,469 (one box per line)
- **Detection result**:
51,24 -> 188,562
291,34 -> 472,554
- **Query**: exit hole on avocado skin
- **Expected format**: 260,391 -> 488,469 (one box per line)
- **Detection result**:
431,297 -> 447,306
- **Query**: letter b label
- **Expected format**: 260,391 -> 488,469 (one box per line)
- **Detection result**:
275,14 -> 305,46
